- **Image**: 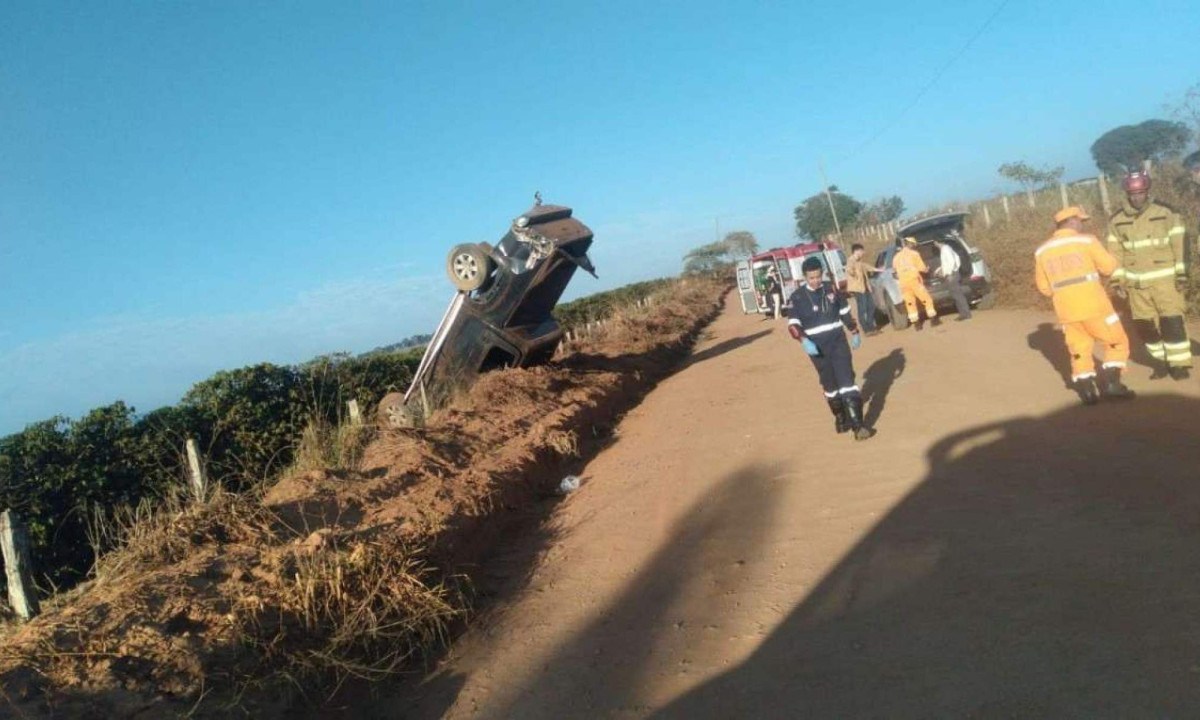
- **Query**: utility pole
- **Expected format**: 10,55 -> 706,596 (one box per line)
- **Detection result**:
818,160 -> 843,239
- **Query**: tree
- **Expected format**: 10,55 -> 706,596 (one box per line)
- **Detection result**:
682,241 -> 732,275
721,231 -> 758,259
1165,83 -> 1200,139
857,196 -> 905,225
1090,120 -> 1193,175
997,161 -> 1064,193
794,187 -> 863,240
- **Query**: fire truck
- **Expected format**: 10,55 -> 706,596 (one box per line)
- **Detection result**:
735,240 -> 849,314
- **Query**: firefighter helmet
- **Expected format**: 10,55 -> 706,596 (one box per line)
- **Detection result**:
1122,171 -> 1151,193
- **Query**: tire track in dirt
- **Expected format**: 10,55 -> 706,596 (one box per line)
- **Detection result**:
385,296 -> 1200,718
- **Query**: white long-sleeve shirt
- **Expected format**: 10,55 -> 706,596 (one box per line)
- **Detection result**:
939,243 -> 961,278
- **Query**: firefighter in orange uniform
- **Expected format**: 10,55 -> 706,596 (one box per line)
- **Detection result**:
1035,206 -> 1134,405
894,236 -> 939,330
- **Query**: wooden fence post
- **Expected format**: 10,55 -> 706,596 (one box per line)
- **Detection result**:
347,399 -> 362,426
1059,183 -> 1069,209
1026,189 -> 1036,208
185,439 -> 208,504
1098,174 -> 1111,215
1002,195 -> 1011,220
982,203 -> 992,227
1,510 -> 40,620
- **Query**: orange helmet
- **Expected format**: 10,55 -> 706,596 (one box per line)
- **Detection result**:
1122,171 -> 1151,193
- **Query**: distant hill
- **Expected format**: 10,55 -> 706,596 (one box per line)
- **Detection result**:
361,333 -> 432,357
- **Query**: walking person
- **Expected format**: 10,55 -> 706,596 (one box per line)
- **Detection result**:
894,236 -> 940,331
1106,171 -> 1191,380
846,243 -> 881,335
935,238 -> 972,321
1035,206 -> 1134,405
786,256 -> 876,440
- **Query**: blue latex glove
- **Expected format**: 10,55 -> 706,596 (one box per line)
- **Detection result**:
850,332 -> 862,350
801,338 -> 819,356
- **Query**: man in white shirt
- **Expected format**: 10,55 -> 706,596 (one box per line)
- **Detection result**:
936,239 -> 972,321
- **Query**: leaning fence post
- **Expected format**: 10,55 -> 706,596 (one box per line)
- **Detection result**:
1059,183 -> 1069,209
1,510 -> 40,620
1098,174 -> 1111,215
347,399 -> 362,426
982,203 -> 992,227
1002,195 -> 1011,220
185,438 -> 208,504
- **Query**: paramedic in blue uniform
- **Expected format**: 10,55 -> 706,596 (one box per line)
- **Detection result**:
787,256 -> 876,440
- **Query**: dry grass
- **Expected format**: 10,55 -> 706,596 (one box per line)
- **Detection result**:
257,538 -> 462,685
290,418 -> 374,475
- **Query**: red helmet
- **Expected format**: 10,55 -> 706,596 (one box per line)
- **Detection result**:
1122,171 -> 1151,193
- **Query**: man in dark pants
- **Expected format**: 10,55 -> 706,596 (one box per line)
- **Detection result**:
763,267 -> 783,320
936,238 -> 972,321
846,243 -> 881,334
787,256 -> 876,440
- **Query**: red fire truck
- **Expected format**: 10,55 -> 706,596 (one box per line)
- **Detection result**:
736,241 -> 849,314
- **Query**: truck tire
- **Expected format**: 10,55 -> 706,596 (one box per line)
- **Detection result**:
887,300 -> 910,330
377,392 -> 416,429
447,243 -> 493,292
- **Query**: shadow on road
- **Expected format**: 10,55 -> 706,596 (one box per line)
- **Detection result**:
683,330 -> 771,368
391,462 -> 785,719
861,348 -> 905,428
1026,322 -> 1071,388
653,394 -> 1200,717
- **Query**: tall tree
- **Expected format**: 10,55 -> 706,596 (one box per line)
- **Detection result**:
794,187 -> 863,240
682,241 -> 732,275
1090,119 -> 1192,175
721,231 -> 758,259
858,196 -> 905,225
997,161 -> 1064,192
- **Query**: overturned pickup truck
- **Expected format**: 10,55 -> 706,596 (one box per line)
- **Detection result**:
379,199 -> 597,427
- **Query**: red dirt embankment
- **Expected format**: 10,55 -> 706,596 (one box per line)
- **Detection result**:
0,278 -> 725,719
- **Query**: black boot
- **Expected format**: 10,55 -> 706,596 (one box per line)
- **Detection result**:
1073,376 -> 1100,406
930,316 -> 942,328
1150,363 -> 1170,380
845,395 -> 876,441
1100,367 -> 1135,401
827,397 -> 850,434
1169,366 -> 1191,381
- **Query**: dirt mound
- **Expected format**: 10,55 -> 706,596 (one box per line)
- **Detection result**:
0,278 -> 725,719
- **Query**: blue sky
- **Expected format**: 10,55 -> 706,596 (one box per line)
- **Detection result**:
2,0 -> 1198,433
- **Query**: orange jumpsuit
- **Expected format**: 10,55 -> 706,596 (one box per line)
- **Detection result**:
893,246 -> 937,323
1034,229 -> 1130,381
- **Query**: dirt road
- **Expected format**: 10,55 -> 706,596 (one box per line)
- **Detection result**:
390,297 -> 1200,718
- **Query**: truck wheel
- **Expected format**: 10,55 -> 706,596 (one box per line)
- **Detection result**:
447,243 -> 492,292
377,392 -> 416,429
975,291 -> 997,310
887,300 -> 910,330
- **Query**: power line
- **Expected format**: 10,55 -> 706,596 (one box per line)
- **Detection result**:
835,0 -> 1012,168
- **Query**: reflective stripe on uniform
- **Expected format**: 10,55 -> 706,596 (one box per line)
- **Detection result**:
806,321 -> 845,335
1169,225 -> 1186,236
1101,361 -> 1126,369
837,385 -> 861,395
1051,272 -> 1099,290
1111,268 -> 1126,279
1164,341 -> 1191,362
787,319 -> 802,328
823,390 -> 838,398
1105,313 -> 1120,325
1072,371 -> 1097,381
1175,262 -> 1186,274
839,306 -> 851,315
1125,267 -> 1177,283
1106,234 -> 1119,245
1122,237 -> 1170,250
1147,342 -> 1167,360
1035,236 -> 1092,256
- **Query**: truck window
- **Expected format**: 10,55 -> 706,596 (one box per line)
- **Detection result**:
776,259 -> 793,281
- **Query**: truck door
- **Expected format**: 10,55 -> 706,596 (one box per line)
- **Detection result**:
736,261 -> 758,314
825,248 -> 849,288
